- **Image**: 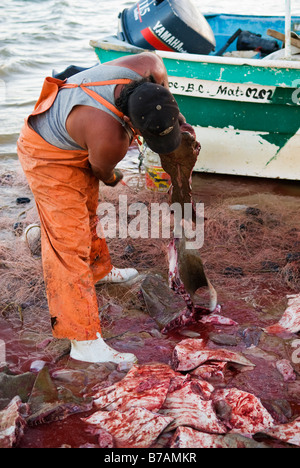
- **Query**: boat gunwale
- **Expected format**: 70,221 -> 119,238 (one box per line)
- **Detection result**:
90,37 -> 300,70
156,50 -> 300,70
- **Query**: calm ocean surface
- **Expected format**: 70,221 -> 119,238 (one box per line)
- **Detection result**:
1,0 -> 299,170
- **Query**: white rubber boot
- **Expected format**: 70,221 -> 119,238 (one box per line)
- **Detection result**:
70,333 -> 138,364
96,266 -> 139,284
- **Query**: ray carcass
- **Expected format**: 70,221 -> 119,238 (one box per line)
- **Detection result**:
140,271 -> 225,334
85,363 -> 227,447
265,293 -> 300,335
26,367 -> 93,425
140,240 -> 220,334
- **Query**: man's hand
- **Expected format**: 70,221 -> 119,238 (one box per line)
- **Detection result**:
103,168 -> 124,187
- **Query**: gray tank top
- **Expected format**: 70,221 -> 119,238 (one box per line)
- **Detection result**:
29,65 -> 142,150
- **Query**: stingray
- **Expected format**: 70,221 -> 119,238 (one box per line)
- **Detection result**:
168,237 -> 218,311
159,125 -> 200,222
140,274 -> 190,331
0,369 -> 36,410
140,271 -> 219,333
159,380 -> 227,434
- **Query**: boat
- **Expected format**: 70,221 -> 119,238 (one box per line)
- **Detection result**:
89,2 -> 300,181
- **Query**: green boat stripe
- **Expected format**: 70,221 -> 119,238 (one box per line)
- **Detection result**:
175,95 -> 300,134
162,57 -> 300,87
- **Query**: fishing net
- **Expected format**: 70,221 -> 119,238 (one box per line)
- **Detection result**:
201,192 -> 300,289
0,170 -> 299,322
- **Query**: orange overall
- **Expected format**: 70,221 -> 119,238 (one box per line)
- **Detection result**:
17,76 -> 135,341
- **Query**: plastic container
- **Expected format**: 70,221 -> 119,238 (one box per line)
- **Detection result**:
118,0 -> 215,55
143,146 -> 171,192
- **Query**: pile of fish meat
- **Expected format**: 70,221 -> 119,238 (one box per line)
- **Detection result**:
82,338 -> 300,449
0,366 -> 93,448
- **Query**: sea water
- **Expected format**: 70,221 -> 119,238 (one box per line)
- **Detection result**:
0,0 -> 299,169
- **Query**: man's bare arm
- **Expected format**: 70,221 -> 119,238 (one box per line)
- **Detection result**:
88,135 -> 128,183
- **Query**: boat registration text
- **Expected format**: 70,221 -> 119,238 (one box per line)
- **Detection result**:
168,76 -> 275,103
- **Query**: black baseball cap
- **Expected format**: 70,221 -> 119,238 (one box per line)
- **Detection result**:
127,82 -> 182,154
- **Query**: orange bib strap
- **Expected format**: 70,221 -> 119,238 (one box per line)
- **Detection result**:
60,78 -> 142,145
60,79 -> 132,119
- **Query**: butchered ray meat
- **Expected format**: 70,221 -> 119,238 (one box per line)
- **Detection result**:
83,407 -> 173,449
159,380 -> 227,434
168,237 -> 218,312
90,363 -> 179,413
0,396 -> 28,448
159,126 -> 218,318
26,367 -> 93,425
169,426 -> 270,449
212,388 -> 274,434
159,126 -> 200,223
255,416 -> 300,447
172,338 -> 255,372
265,293 -> 300,335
